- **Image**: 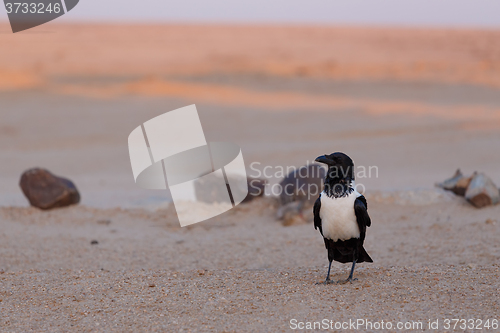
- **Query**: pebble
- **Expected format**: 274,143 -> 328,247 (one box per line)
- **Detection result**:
485,218 -> 496,225
19,168 -> 80,210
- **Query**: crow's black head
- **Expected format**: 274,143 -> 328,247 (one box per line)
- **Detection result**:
315,152 -> 354,181
315,152 -> 355,197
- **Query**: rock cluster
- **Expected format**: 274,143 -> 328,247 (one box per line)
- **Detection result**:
437,169 -> 499,208
276,164 -> 326,225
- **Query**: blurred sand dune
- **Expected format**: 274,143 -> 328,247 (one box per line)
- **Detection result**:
1,23 -> 500,126
2,74 -> 499,126
123,77 -> 500,123
0,70 -> 41,90
1,23 -> 500,87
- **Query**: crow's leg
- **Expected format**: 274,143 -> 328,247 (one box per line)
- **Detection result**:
316,260 -> 334,285
337,260 -> 358,284
326,260 -> 333,281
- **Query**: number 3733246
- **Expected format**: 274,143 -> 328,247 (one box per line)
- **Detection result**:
5,2 -> 62,14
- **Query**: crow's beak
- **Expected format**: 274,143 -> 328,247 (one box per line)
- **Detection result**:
315,155 -> 334,165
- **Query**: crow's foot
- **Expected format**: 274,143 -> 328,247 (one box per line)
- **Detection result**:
316,279 -> 335,285
337,277 -> 358,285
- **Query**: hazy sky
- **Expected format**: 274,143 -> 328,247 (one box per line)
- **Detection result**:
4,0 -> 500,28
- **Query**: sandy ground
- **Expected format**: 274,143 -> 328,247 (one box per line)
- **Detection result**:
1,197 -> 499,332
1,23 -> 500,331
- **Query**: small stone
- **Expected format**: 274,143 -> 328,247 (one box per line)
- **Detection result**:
436,169 -> 471,196
486,218 -> 497,225
19,168 -> 80,210
465,172 -> 500,208
278,164 -> 325,208
97,219 -> 111,225
149,284 -> 156,288
90,240 -> 99,245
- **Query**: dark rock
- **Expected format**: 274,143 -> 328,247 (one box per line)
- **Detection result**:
242,178 -> 267,203
19,168 -> 80,210
90,240 -> 99,245
278,164 -> 325,206
465,172 -> 500,208
276,164 -> 325,221
436,169 -> 471,196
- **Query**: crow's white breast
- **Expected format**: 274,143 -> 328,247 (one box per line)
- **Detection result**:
320,190 -> 361,241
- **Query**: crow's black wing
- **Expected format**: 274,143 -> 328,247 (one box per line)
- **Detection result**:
313,196 -> 322,236
357,195 -> 368,211
354,195 -> 371,240
354,195 -> 373,262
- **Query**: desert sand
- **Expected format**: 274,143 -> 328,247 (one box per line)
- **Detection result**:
1,23 -> 500,332
1,197 -> 499,332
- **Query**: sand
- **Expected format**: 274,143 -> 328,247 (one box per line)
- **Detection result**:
1,23 -> 500,87
1,23 -> 500,331
1,198 -> 499,332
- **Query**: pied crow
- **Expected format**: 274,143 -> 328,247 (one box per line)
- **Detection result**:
313,152 -> 372,284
